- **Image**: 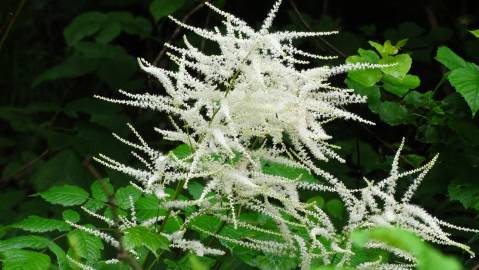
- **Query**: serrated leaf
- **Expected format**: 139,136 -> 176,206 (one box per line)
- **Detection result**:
447,63 -> 479,116
352,228 -> 462,270
68,229 -> 104,262
39,185 -> 89,206
261,160 -> 318,183
135,195 -> 165,221
2,249 -> 51,270
0,236 -> 50,252
123,226 -> 169,255
12,216 -> 70,233
64,12 -> 106,46
169,143 -> 193,159
150,0 -> 186,21
47,241 -> 68,270
115,185 -> 141,210
368,40 -> 404,57
377,101 -> 410,126
435,46 -> 467,70
382,74 -> 420,97
346,54 -> 382,87
91,179 -> 114,203
32,53 -> 98,87
63,209 -> 81,223
379,54 -> 412,79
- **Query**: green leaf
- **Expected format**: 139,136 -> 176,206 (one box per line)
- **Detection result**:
261,160 -> 318,183
32,53 -> 98,87
377,101 -> 409,126
30,150 -> 93,191
447,63 -> 479,116
382,74 -> 420,97
68,228 -> 104,262
368,39 -> 406,57
448,176 -> 479,210
115,185 -> 141,210
1,249 -> 51,270
325,199 -> 344,219
0,236 -> 50,252
47,241 -> 68,270
469,29 -> 479,38
346,52 -> 382,87
150,0 -> 186,21
169,143 -> 193,159
379,54 -> 412,79
135,195 -> 165,221
91,179 -> 114,203
12,216 -> 70,233
39,185 -> 89,206
352,227 -> 462,270
63,209 -> 81,223
345,78 -> 381,113
435,46 -> 467,70
123,226 -> 169,255
64,12 -> 106,46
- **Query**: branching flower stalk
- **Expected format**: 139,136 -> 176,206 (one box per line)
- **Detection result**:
66,0 -> 479,269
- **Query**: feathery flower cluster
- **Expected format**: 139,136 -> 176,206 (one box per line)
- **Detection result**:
88,1 -> 478,269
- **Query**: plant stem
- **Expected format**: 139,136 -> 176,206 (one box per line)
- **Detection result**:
0,0 -> 26,52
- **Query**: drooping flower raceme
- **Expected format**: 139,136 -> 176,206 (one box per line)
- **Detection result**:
77,0 -> 479,269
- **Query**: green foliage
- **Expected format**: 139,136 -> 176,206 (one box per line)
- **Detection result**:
68,228 -> 104,262
352,227 -> 462,270
150,0 -> 186,21
39,185 -> 89,206
12,216 -> 70,233
1,249 -> 51,270
123,226 -> 169,255
436,46 -> 479,116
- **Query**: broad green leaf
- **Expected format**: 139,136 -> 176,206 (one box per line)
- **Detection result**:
469,29 -> 479,38
47,241 -> 68,270
435,46 -> 467,70
379,54 -> 412,79
1,249 -> 51,270
377,101 -> 410,126
352,228 -> 462,270
325,199 -> 344,219
95,21 -> 122,44
448,176 -> 479,210
123,226 -> 169,255
32,53 -> 98,87
63,209 -> 81,223
91,179 -> 114,203
12,216 -> 70,233
382,74 -> 420,97
68,228 -> 104,262
39,185 -> 89,206
64,12 -> 106,46
30,150 -> 93,191
345,78 -> 381,113
190,214 -> 223,233
0,236 -> 50,252
115,185 -> 141,210
447,63 -> 479,116
135,195 -> 164,221
169,143 -> 193,159
346,54 -> 382,87
261,160 -> 318,183
368,39 -> 406,57
150,0 -> 186,21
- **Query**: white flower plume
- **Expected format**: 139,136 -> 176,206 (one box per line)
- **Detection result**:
91,1 -> 478,269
